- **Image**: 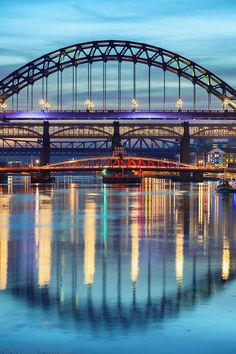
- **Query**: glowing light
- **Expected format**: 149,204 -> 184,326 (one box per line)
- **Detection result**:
175,230 -> 184,284
0,102 -> 7,111
131,99 -> 138,111
131,200 -> 140,283
85,99 -> 95,112
35,187 -> 52,288
39,99 -> 51,111
84,199 -> 96,285
176,99 -> 183,110
0,196 -> 9,291
103,185 -> 107,244
222,237 -> 230,280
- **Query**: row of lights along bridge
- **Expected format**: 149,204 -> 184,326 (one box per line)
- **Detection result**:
0,98 -> 232,112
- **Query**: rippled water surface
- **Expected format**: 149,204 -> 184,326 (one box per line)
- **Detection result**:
0,176 -> 236,354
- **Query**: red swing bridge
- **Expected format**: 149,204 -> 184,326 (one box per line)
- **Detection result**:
0,156 -> 234,175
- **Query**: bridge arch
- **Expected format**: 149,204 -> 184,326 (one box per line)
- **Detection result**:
0,126 -> 42,139
0,40 -> 236,109
190,126 -> 236,138
51,125 -> 112,138
121,126 -> 182,139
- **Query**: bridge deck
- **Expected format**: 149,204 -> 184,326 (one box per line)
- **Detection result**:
0,110 -> 236,122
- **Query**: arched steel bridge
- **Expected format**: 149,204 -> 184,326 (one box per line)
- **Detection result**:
1,40 -> 236,111
1,121 -> 236,139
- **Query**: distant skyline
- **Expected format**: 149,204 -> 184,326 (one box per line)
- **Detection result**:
1,0 -> 236,86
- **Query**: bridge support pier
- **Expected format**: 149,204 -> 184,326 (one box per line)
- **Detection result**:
31,170 -> 55,184
112,121 -> 122,151
180,122 -> 190,164
192,171 -> 204,182
31,121 -> 55,183
178,121 -> 191,181
0,174 -> 8,183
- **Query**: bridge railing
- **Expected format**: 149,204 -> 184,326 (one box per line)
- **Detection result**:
0,109 -> 235,114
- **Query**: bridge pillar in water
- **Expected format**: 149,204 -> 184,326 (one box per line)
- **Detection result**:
111,120 -> 128,159
0,174 -> 8,183
179,122 -> 191,181
112,121 -> 122,151
180,122 -> 190,164
40,121 -> 51,166
31,121 -> 54,183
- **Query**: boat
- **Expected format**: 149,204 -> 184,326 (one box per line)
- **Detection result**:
215,178 -> 236,193
102,168 -> 142,185
102,145 -> 142,185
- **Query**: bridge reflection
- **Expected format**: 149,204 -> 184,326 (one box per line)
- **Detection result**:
0,179 -> 235,331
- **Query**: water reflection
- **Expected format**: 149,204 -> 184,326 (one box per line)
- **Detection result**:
84,197 -> 96,285
0,178 -> 236,334
0,187 -> 9,290
35,187 -> 52,287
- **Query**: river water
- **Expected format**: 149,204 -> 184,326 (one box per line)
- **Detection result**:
0,176 -> 236,354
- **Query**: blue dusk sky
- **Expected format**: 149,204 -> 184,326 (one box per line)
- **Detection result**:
0,0 -> 236,109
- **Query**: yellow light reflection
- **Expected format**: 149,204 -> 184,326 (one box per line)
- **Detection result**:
69,184 -> 79,243
222,237 -> 230,280
176,228 -> 184,285
84,199 -> 96,285
0,201 -> 9,291
131,200 -> 140,283
35,187 -> 52,287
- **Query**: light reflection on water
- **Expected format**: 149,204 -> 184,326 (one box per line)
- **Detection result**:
0,177 -> 236,353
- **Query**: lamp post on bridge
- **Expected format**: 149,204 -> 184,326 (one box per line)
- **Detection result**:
39,99 -> 51,111
0,102 -> 7,112
176,99 -> 183,111
223,98 -> 229,111
131,99 -> 138,112
85,99 -> 95,112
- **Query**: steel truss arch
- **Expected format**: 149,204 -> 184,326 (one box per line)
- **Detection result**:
190,125 -> 236,138
51,125 -> 112,138
45,156 -> 193,170
121,126 -> 182,138
0,125 -> 42,138
0,40 -> 236,108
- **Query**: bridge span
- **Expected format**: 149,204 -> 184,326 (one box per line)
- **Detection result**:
0,157 -> 233,174
1,120 -> 236,139
1,110 -> 236,121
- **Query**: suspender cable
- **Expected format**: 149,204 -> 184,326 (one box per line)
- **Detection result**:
193,83 -> 196,110
163,70 -> 166,111
57,71 -> 59,110
148,65 -> 151,111
118,61 -> 121,111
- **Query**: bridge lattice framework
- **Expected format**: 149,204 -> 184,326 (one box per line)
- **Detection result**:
0,40 -> 236,111
1,122 -> 236,139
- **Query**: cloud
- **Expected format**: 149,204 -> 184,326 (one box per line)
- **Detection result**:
0,0 -> 235,99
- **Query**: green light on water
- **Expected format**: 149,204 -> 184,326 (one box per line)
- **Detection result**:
103,185 -> 107,244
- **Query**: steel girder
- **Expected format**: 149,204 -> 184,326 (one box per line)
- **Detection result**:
0,40 -> 236,108
0,138 -> 178,150
1,123 -> 236,139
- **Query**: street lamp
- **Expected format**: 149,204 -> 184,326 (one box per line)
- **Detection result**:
35,159 -> 40,166
39,99 -> 50,111
131,99 -> 138,111
223,98 -> 229,111
0,102 -> 7,111
85,99 -> 95,112
176,99 -> 183,111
